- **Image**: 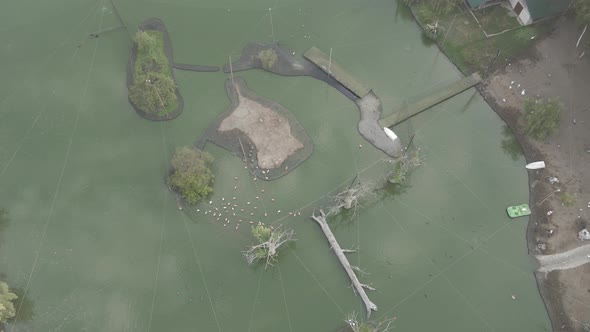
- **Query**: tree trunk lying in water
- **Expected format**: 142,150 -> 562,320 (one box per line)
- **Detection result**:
311,210 -> 378,318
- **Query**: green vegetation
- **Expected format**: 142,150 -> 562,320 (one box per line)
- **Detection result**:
168,147 -> 214,204
575,0 -> 590,26
523,98 -> 562,140
129,30 -> 177,116
258,48 -> 278,70
0,281 -> 17,323
389,149 -> 424,184
410,1 -> 553,73
560,192 -> 576,207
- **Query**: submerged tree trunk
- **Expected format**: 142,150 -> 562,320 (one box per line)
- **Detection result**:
311,210 -> 378,318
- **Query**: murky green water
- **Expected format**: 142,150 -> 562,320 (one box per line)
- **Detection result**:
0,0 -> 550,331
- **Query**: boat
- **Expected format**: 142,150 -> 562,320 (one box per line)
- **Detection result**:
525,161 -> 545,170
506,204 -> 531,218
383,127 -> 398,142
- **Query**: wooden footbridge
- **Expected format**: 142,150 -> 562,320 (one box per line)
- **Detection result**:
378,72 -> 482,127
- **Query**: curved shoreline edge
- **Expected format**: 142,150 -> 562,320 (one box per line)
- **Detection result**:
224,42 -> 402,158
405,5 -> 565,330
126,18 -> 184,121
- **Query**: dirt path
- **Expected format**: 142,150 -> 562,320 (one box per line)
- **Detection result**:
537,244 -> 590,273
483,17 -> 590,331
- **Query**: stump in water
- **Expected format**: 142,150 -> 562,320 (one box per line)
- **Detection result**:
327,182 -> 374,217
311,210 -> 377,318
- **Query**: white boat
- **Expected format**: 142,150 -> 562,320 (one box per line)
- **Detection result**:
525,161 -> 545,170
383,127 -> 398,142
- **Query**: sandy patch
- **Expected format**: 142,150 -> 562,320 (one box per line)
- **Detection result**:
218,85 -> 303,169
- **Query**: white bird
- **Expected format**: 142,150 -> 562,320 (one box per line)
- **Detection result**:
209,201 -> 212,204
246,202 -> 251,205
222,197 -> 225,201
264,213 -> 268,217
196,209 -> 200,212
271,198 -> 275,202
232,197 -> 236,200
205,211 -> 208,215
261,189 -> 265,193
256,196 -> 260,200
234,176 -> 238,180
234,186 -> 237,190
277,210 -> 281,214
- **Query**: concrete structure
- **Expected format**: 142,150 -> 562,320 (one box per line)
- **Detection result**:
467,0 -> 570,25
379,72 -> 482,128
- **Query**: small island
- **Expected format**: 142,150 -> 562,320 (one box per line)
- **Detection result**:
201,77 -> 313,181
127,18 -> 183,120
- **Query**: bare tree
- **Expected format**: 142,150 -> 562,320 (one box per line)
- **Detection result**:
243,224 -> 295,268
327,182 -> 375,217
345,311 -> 395,332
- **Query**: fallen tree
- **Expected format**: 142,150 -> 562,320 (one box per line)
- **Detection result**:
311,210 -> 377,318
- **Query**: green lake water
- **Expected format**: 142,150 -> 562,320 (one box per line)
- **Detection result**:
0,0 -> 550,331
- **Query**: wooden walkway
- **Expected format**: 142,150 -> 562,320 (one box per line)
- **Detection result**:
379,72 -> 482,127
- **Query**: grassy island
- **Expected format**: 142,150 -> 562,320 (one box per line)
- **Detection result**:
126,19 -> 183,120
129,29 -> 178,117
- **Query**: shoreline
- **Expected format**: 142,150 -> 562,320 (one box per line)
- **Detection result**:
406,5 -> 568,330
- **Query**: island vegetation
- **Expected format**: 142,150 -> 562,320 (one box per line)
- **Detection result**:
257,48 -> 278,70
129,29 -> 178,117
168,147 -> 214,204
0,281 -> 17,324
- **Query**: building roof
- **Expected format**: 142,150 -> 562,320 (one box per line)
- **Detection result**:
527,0 -> 570,20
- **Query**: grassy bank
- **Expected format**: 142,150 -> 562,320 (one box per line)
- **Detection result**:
410,1 -> 554,74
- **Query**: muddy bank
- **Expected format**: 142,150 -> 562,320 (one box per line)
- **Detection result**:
478,86 -> 572,330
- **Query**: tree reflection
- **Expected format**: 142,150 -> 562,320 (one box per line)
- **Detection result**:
500,124 -> 523,161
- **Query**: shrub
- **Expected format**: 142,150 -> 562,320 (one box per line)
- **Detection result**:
168,147 -> 214,204
258,48 -> 278,70
523,98 -> 561,140
0,281 -> 17,323
560,192 -> 576,207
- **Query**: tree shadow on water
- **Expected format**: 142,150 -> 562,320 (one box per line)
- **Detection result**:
500,124 -> 523,161
0,208 -> 9,235
0,210 -> 35,323
9,287 -> 35,323
395,0 -> 414,23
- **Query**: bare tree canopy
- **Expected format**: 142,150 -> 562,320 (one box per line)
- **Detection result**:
243,224 -> 295,268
